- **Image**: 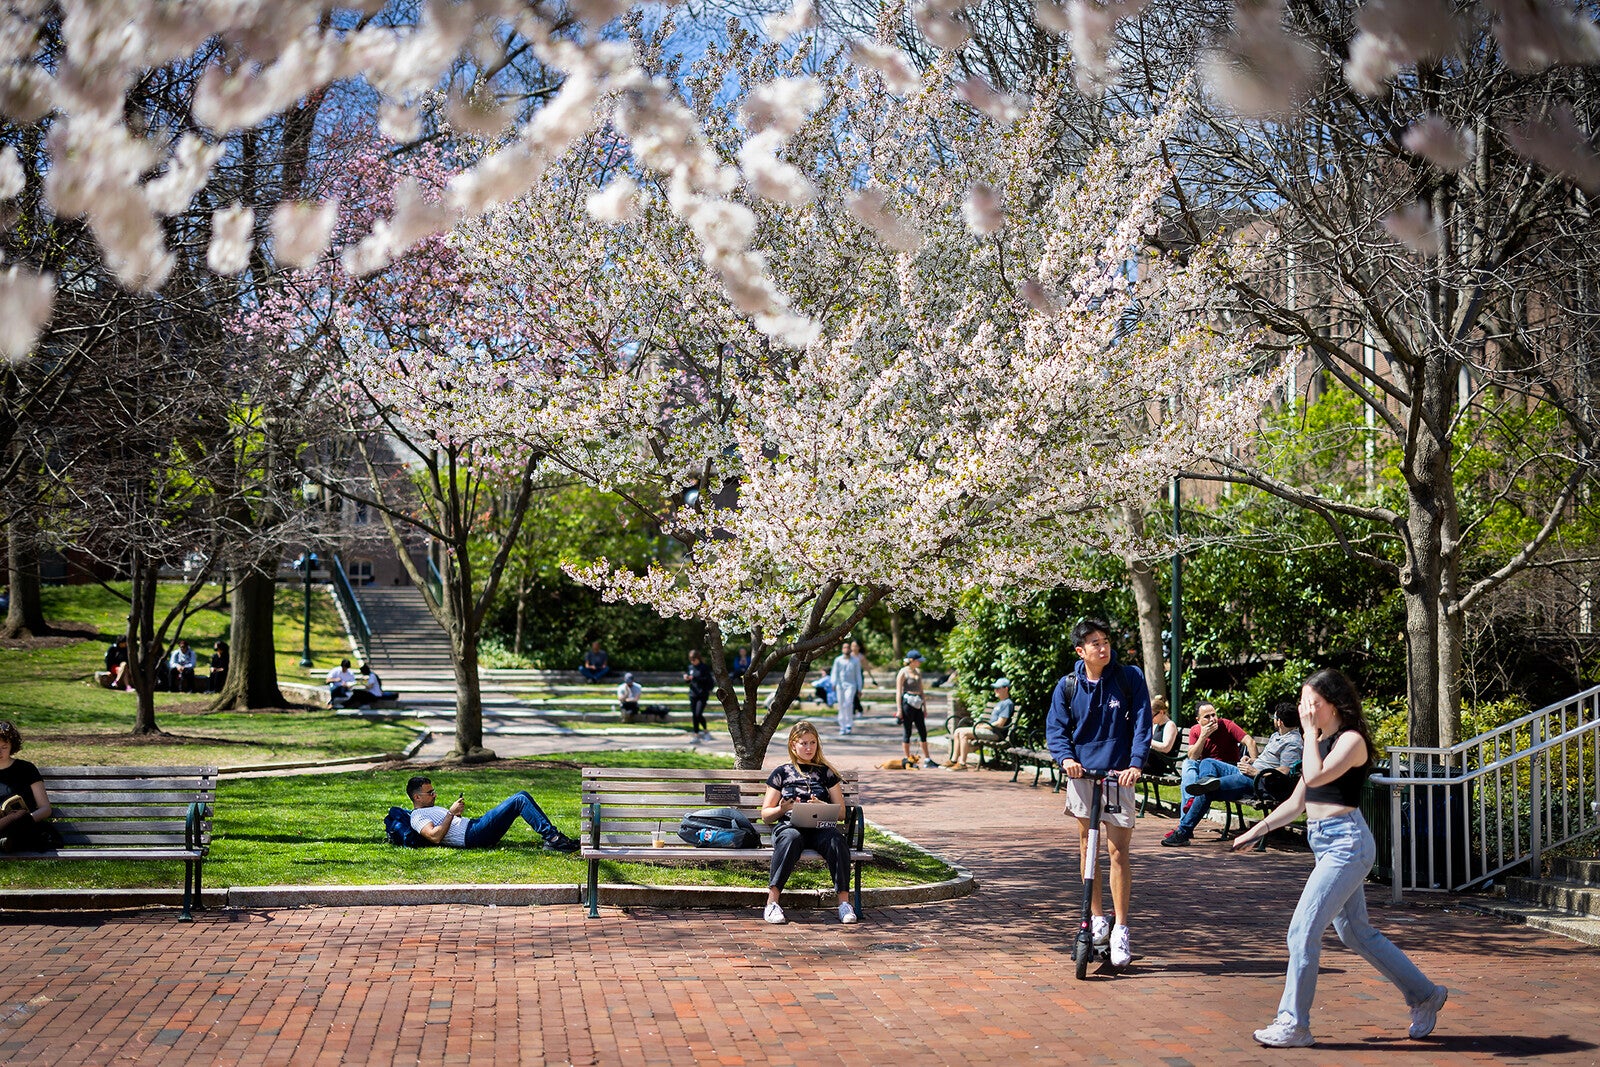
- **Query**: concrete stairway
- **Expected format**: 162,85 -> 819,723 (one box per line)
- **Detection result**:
356,586 -> 454,674
1494,856 -> 1600,947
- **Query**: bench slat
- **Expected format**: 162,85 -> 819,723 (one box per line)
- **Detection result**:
44,790 -> 215,805
7,848 -> 206,861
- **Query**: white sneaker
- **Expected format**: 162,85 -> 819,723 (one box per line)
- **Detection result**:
1110,924 -> 1132,967
838,902 -> 859,924
1091,915 -> 1111,946
763,901 -> 786,924
1409,984 -> 1447,1039
1253,1014 -> 1314,1048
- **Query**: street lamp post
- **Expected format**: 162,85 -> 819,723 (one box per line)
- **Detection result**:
1169,476 -> 1183,723
295,552 -> 318,668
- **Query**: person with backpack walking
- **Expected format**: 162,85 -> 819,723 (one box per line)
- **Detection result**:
760,721 -> 858,925
1046,617 -> 1152,970
1230,669 -> 1447,1048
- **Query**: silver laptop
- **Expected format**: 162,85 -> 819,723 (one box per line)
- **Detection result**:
789,801 -> 843,829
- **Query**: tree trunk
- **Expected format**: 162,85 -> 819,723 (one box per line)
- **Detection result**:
128,556 -> 162,736
3,503 -> 49,638
1399,349 -> 1458,750
1121,504 -> 1167,697
211,558 -> 284,710
449,623 -> 491,760
889,609 -> 902,662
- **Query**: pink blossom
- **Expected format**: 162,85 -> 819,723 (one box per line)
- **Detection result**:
1201,0 -> 1319,118
0,266 -> 55,362
1402,115 -> 1476,171
1487,0 -> 1600,71
1382,202 -> 1443,256
847,188 -> 922,252
1505,104 -> 1600,192
0,144 -> 21,200
763,0 -> 818,39
850,40 -> 923,95
962,182 -> 1004,236
586,177 -> 641,223
271,199 -> 340,270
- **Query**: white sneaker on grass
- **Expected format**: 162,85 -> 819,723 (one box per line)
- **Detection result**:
838,902 -> 859,924
1091,915 -> 1111,946
1253,1014 -> 1314,1048
764,901 -> 786,924
1110,924 -> 1132,967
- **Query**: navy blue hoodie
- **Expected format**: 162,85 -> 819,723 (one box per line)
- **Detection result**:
1045,654 -> 1152,773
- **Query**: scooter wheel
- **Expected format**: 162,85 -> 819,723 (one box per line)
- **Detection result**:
1073,937 -> 1091,980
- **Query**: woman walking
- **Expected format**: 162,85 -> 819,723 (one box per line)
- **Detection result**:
684,649 -> 715,736
1232,669 -> 1447,1047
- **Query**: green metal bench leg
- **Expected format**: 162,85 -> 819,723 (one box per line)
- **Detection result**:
853,861 -> 862,918
587,859 -> 600,918
180,861 -> 194,922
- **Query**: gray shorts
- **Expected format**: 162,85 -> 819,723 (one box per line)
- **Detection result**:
1061,777 -> 1136,829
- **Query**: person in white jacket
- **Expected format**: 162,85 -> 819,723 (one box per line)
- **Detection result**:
830,639 -> 864,737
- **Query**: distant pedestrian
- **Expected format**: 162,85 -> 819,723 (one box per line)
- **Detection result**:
579,641 -> 610,682
830,639 -> 863,737
1232,669 -> 1447,1048
896,651 -> 936,768
208,641 -> 229,693
684,649 -> 714,736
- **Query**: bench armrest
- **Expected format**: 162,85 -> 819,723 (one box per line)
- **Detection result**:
184,801 -> 209,852
845,804 -> 865,849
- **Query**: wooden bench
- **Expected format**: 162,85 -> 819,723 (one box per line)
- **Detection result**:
580,767 -> 871,918
941,713 -> 1013,769
7,766 -> 217,920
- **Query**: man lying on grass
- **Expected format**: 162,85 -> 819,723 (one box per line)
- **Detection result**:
406,776 -> 580,852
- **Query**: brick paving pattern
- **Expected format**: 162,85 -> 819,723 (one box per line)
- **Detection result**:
3,756 -> 1598,1066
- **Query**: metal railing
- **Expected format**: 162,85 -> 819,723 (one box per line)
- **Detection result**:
1372,685 -> 1600,902
426,554 -> 443,608
328,554 -> 372,661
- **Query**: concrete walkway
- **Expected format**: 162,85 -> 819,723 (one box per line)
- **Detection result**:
3,749 -> 1598,1065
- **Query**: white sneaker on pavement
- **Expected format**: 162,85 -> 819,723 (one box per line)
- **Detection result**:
764,901 -> 786,924
1253,1014 -> 1314,1048
838,902 -> 859,924
1091,915 -> 1111,946
1409,984 -> 1447,1038
1110,924 -> 1132,967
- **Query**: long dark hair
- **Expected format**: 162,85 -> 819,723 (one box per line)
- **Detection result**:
1303,668 -> 1374,767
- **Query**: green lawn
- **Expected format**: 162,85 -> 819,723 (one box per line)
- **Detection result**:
0,583 -> 417,766
0,751 -> 954,892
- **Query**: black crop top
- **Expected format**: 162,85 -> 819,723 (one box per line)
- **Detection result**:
1303,730 -> 1371,808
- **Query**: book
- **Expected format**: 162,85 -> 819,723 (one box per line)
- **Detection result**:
1,794 -> 27,814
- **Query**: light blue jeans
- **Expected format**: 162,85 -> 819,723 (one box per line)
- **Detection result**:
1278,811 -> 1435,1029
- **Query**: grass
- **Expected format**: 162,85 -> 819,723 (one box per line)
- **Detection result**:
0,750 -> 955,892
0,584 -> 417,766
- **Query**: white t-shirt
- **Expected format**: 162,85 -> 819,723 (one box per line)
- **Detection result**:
616,681 -> 642,702
411,806 -> 467,847
326,666 -> 356,687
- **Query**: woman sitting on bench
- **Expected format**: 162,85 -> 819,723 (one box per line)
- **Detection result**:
0,720 -> 55,852
760,721 -> 858,926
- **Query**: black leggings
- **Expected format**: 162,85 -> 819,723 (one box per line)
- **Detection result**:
689,691 -> 710,732
768,823 -> 850,893
901,703 -> 927,743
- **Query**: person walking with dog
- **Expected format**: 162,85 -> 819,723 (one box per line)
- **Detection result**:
1231,669 -> 1447,1048
760,721 -> 857,925
895,650 -> 937,768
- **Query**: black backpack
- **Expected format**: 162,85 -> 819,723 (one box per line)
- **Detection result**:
384,806 -> 427,847
677,807 -> 760,848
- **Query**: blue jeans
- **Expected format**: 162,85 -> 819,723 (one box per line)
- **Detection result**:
1278,811 -> 1435,1028
463,792 -> 557,848
1177,758 -> 1254,832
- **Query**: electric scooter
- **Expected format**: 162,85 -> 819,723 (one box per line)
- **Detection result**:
1072,770 -> 1123,980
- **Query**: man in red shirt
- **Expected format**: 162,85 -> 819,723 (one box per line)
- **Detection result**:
1161,703 -> 1258,846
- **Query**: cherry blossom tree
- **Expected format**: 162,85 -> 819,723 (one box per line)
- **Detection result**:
443,34 -> 1277,766
1049,0 -> 1600,746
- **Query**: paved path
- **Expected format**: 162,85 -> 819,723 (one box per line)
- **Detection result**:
4,751 -> 1598,1066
